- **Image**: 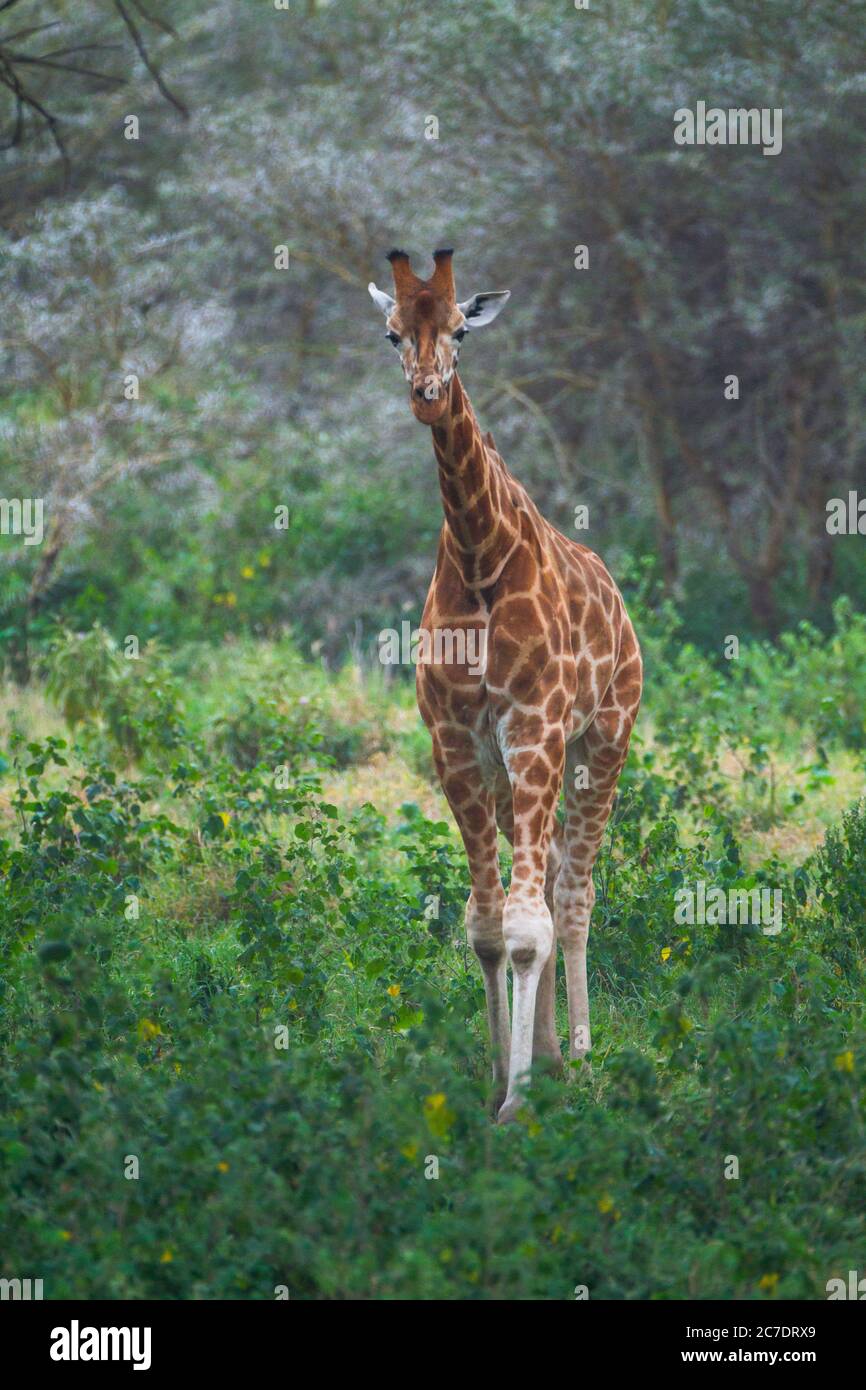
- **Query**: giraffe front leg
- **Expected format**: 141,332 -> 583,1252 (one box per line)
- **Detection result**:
465,891 -> 510,1110
498,893 -> 554,1123
497,735 -> 564,1124
433,737 -> 510,1109
496,778 -> 561,1072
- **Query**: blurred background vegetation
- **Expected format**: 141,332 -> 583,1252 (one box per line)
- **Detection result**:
2,0 -> 865,677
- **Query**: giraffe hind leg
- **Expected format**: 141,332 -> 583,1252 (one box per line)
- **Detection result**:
556,657 -> 640,1063
533,820 -> 563,1069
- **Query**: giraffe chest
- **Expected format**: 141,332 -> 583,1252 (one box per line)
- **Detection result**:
417,547 -> 618,761
415,602 -> 573,780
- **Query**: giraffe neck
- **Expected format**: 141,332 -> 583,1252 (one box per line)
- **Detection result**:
431,374 -> 520,590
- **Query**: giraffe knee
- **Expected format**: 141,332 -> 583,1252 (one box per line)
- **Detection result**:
471,933 -> 505,967
553,875 -> 595,945
466,895 -> 505,966
503,898 -> 554,976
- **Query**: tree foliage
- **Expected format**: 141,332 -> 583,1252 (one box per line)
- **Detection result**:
2,0 -> 865,667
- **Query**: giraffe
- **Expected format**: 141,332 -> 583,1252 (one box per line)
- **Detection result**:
369,249 -> 643,1123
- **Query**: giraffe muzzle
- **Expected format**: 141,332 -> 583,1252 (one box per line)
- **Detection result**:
410,373 -> 448,423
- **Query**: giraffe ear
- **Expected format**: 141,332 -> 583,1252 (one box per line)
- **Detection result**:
456,290 -> 511,329
368,282 -> 396,316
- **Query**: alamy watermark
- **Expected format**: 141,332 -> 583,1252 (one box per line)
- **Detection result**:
674,881 -> 782,935
674,102 -> 783,157
826,490 -> 866,535
0,497 -> 43,545
827,1270 -> 866,1300
50,1321 -> 151,1371
378,620 -> 487,677
0,1276 -> 43,1299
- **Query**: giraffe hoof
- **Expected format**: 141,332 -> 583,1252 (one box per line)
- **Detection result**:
496,1096 -> 522,1125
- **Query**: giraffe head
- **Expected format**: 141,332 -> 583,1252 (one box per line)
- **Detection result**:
368,249 -> 510,424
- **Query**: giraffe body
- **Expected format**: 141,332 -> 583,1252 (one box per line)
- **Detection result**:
370,250 -> 642,1121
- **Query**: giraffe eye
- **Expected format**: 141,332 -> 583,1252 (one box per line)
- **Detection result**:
453,328 -> 466,343
386,330 -> 401,347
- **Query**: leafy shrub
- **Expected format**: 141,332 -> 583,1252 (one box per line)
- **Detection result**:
42,624 -> 184,760
809,798 -> 866,949
1,727 -> 864,1298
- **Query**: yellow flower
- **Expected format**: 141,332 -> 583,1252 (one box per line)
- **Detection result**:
59,1230 -> 72,1241
217,1161 -> 230,1173
598,1194 -> 614,1213
759,1272 -> 779,1291
423,1092 -> 455,1138
137,1018 -> 161,1041
224,591 -> 237,607
160,1249 -> 173,1264
660,946 -> 671,962
258,552 -> 271,568
400,1141 -> 418,1160
240,566 -> 255,579
387,984 -> 401,997
835,1050 -> 855,1073
218,811 -> 231,829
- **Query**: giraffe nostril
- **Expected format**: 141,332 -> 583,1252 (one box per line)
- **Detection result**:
413,385 -> 426,400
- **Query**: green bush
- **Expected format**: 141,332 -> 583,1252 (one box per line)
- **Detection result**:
1,725 -> 864,1298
